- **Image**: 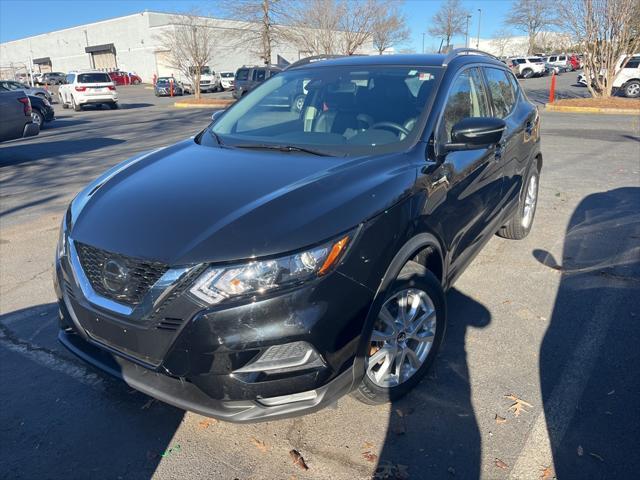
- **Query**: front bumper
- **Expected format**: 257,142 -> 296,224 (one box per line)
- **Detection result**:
54,246 -> 373,421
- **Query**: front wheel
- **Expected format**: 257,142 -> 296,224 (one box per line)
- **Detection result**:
497,166 -> 539,240
624,80 -> 640,98
31,109 -> 44,128
352,262 -> 446,405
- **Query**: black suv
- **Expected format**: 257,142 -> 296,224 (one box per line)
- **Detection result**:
55,50 -> 541,422
232,64 -> 282,99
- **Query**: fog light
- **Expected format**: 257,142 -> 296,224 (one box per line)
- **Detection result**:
234,341 -> 324,374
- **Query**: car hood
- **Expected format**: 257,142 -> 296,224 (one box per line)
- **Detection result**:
70,140 -> 416,265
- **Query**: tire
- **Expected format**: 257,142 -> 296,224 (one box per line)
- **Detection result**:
31,109 -> 44,128
624,80 -> 640,98
71,96 -> 81,112
497,165 -> 540,240
109,102 -> 119,110
133,79 -> 140,85
352,261 -> 446,405
522,68 -> 534,79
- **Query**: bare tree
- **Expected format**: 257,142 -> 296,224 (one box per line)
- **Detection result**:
285,0 -> 378,56
505,0 -> 556,55
372,2 -> 410,55
490,28 -> 514,57
427,0 -> 470,50
221,0 -> 288,64
559,0 -> 640,97
155,12 -> 215,99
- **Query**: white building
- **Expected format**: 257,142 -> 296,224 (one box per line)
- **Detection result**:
456,32 -> 575,58
0,11 -> 375,82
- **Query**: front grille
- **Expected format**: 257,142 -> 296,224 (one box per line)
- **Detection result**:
75,242 -> 169,306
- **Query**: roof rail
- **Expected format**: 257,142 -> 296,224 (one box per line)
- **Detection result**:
284,54 -> 353,70
442,48 -> 501,66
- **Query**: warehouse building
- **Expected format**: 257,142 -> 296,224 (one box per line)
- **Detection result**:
0,11 -> 374,82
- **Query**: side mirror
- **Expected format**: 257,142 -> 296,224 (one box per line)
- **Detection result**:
211,109 -> 225,123
445,117 -> 506,152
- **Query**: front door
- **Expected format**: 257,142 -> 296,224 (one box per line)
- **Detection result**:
428,67 -> 505,281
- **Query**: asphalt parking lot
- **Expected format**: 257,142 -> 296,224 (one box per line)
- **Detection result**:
1,79 -> 638,480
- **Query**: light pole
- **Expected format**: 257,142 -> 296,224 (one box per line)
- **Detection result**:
465,14 -> 471,48
476,9 -> 482,49
422,33 -> 426,54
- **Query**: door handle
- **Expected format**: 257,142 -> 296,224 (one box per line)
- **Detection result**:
432,174 -> 449,188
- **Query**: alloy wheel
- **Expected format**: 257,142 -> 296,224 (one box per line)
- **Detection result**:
366,288 -> 437,388
626,83 -> 640,97
31,111 -> 42,126
522,174 -> 538,228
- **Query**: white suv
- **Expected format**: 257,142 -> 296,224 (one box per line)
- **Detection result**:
614,54 -> 640,98
219,71 -> 235,90
59,71 -> 118,111
509,57 -> 547,78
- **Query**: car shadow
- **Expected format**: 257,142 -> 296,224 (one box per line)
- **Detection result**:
0,137 -> 125,167
0,304 -> 184,479
534,187 -> 640,478
375,288 -> 491,478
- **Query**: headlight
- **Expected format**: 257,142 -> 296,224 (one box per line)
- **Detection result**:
56,215 -> 67,260
190,234 -> 351,305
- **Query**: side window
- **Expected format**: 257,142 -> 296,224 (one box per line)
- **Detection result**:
625,59 -> 640,69
484,68 -> 516,119
549,56 -> 557,62
6,81 -> 20,90
255,69 -> 266,82
439,68 -> 490,143
66,74 -> 75,84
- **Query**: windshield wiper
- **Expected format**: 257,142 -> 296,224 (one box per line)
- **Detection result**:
232,144 -> 333,156
208,129 -> 224,146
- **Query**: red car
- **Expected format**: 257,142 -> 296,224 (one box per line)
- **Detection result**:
569,55 -> 581,71
108,71 -> 142,85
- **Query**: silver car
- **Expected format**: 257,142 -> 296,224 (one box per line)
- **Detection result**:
0,80 -> 55,103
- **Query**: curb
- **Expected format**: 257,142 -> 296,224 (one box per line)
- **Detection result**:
174,100 -> 235,109
545,104 -> 639,115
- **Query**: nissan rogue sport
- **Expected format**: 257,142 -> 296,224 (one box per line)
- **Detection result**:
55,50 -> 541,422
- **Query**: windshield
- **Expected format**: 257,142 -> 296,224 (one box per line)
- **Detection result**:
209,66 -> 439,156
236,69 -> 249,81
221,72 -> 234,78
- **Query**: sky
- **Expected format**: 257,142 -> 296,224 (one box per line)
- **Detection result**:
0,0 -> 516,52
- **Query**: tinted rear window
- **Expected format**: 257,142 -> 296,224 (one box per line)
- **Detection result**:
236,69 -> 249,81
78,73 -> 112,83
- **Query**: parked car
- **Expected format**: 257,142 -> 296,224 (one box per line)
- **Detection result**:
544,63 -> 564,75
508,57 -> 547,78
233,65 -> 282,98
613,54 -> 640,98
55,50 -> 542,422
109,71 -> 143,85
154,77 -> 183,96
543,54 -> 570,71
0,79 -> 54,103
577,54 -> 640,97
0,90 -> 39,142
41,72 -> 67,85
27,94 -> 55,128
59,71 -> 118,111
219,71 -> 235,90
568,54 -> 582,71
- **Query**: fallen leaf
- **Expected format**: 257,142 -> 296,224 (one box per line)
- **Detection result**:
495,414 -> 507,424
505,394 -> 533,416
289,449 -> 309,470
577,445 -> 584,456
362,451 -> 378,462
250,437 -> 268,453
197,418 -> 217,429
494,458 -> 509,469
540,465 -> 554,479
589,452 -> 604,462
141,398 -> 156,410
362,441 -> 375,450
160,444 -> 181,458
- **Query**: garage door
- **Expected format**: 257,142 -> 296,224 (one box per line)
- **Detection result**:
92,51 -> 117,70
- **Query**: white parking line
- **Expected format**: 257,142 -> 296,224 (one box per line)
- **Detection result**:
509,283 -> 625,478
